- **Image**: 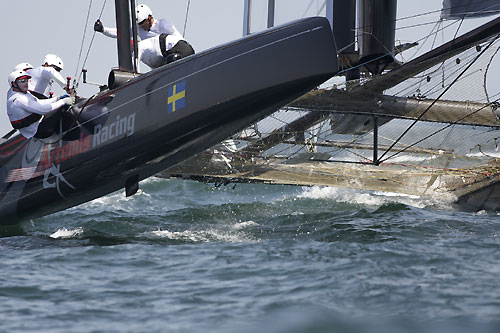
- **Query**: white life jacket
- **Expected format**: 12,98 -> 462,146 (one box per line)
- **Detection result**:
6,89 -> 65,138
137,34 -> 183,69
27,66 -> 66,98
103,18 -> 185,41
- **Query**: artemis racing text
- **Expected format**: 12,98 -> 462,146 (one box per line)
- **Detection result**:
93,113 -> 136,147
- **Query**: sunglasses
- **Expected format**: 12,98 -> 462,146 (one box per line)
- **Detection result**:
17,77 -> 30,83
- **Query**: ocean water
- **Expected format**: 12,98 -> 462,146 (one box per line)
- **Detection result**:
1,177 -> 500,333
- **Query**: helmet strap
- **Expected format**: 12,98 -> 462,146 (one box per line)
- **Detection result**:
147,16 -> 153,30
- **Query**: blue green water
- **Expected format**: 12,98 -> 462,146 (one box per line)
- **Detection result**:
1,178 -> 500,332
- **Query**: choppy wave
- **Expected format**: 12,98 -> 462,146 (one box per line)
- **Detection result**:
297,185 -> 455,210
50,227 -> 84,239
142,224 -> 259,243
3,178 -> 500,333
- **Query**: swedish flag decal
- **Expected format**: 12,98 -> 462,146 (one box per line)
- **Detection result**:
167,81 -> 186,113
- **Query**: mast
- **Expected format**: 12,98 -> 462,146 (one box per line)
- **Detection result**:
243,0 -> 251,36
328,0 -> 359,81
114,0 -> 133,71
267,0 -> 275,28
357,0 -> 397,75
130,0 -> 139,73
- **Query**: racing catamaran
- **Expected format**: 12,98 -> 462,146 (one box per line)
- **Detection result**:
0,0 -> 338,224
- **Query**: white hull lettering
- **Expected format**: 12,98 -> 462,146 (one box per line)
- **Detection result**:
93,113 -> 136,147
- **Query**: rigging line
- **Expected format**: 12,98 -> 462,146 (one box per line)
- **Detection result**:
424,68 -> 485,99
74,0 -> 94,81
381,96 -> 500,164
339,19 -> 458,77
404,19 -> 458,61
316,1 -> 326,16
242,121 -> 327,159
377,36 -> 498,164
414,20 -> 442,93
443,0 -> 473,67
396,19 -> 450,31
429,19 -> 442,57
301,0 -> 316,19
406,49 -> 484,97
265,119 -> 371,161
271,143 -> 304,161
37,93 -> 101,146
183,0 -> 191,37
393,37 -> 491,97
398,31 -> 469,89
464,127 -> 499,141
76,0 -> 108,88
452,12 -> 467,42
484,45 -> 500,104
396,8 -> 442,22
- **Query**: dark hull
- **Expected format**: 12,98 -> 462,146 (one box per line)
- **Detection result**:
454,180 -> 500,212
0,17 -> 337,225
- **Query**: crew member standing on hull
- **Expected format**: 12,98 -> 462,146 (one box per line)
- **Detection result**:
27,54 -> 69,99
6,70 -> 73,139
94,4 -> 195,64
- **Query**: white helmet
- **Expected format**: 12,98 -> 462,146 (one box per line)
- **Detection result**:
8,70 -> 31,86
136,4 -> 152,23
13,62 -> 33,72
44,54 -> 64,70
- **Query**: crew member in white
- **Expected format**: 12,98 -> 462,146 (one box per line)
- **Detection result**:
95,4 -> 183,41
27,54 -> 68,99
94,3 -> 194,66
13,62 -> 33,72
6,70 -> 73,139
136,32 -> 194,69
12,62 -> 34,91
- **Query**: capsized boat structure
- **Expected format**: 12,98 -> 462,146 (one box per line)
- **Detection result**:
0,0 -> 338,225
159,0 -> 500,212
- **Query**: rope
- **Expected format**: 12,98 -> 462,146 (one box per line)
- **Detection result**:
300,0 -> 316,19
382,96 -> 500,163
41,0 -> 107,144
38,93 -> 100,145
337,19 -> 458,77
377,36 -> 498,164
183,0 -> 191,37
75,0 -> 108,89
484,46 -> 500,104
74,0 -> 94,83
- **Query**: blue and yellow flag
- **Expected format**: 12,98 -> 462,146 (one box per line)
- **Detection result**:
167,81 -> 186,113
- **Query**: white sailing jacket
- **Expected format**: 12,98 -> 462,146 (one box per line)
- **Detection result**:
137,34 -> 183,69
7,88 -> 65,138
27,66 -> 67,98
103,18 -> 184,41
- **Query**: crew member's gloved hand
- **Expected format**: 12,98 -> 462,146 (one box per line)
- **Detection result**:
61,96 -> 75,106
94,19 -> 104,33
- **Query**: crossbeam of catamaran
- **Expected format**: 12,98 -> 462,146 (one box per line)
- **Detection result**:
293,91 -> 499,129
